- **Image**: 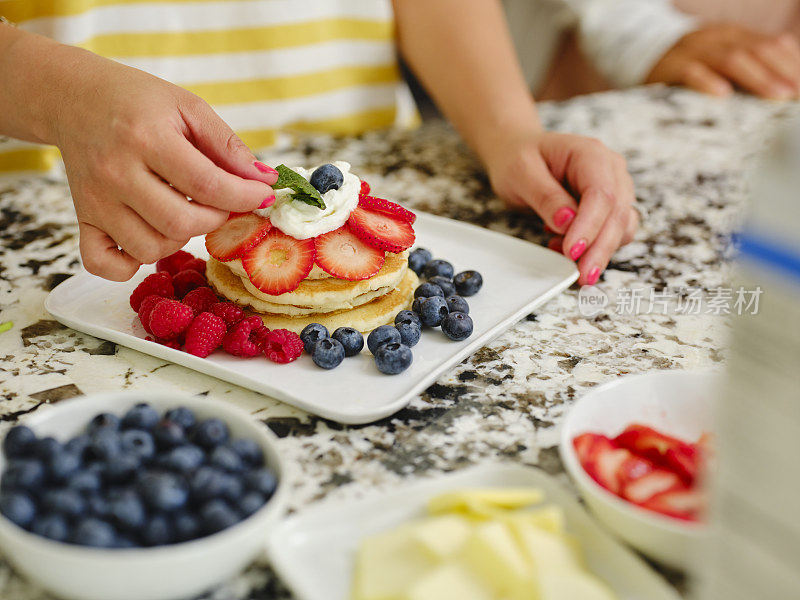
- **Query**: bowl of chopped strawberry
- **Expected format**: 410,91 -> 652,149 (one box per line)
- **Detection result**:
560,370 -> 718,570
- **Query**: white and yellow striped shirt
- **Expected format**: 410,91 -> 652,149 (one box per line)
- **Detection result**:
0,0 -> 417,174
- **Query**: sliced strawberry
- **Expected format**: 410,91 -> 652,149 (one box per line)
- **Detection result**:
617,453 -> 656,489
359,180 -> 371,198
241,230 -> 315,295
582,437 -> 629,494
573,433 -> 609,464
614,424 -> 695,468
664,446 -> 699,485
638,487 -> 704,521
622,468 -> 684,504
359,195 -> 416,224
347,206 -> 415,253
205,213 -> 272,262
314,227 -> 385,281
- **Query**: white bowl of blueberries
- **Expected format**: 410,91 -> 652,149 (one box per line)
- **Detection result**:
0,391 -> 288,600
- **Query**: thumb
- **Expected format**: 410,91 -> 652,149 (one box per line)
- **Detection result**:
181,96 -> 279,186
519,158 -> 579,235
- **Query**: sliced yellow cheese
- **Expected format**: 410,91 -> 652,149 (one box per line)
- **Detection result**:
428,489 -> 544,518
352,527 -> 431,600
537,571 -> 617,600
504,505 -> 566,535
511,522 -> 582,576
408,515 -> 473,561
403,563 -> 492,600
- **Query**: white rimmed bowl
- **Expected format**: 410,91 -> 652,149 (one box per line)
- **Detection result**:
0,391 -> 290,600
560,370 -> 718,570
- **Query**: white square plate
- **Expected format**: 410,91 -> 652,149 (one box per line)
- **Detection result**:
45,213 -> 577,424
265,464 -> 681,600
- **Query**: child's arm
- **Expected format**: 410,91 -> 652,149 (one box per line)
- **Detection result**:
393,0 -> 638,286
0,24 -> 277,281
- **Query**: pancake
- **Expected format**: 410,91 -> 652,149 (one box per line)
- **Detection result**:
209,250 -> 409,309
226,259 -> 332,280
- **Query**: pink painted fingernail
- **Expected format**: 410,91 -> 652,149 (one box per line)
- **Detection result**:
569,239 -> 587,261
587,267 -> 600,286
254,161 -> 277,175
259,194 -> 275,209
553,207 -> 576,229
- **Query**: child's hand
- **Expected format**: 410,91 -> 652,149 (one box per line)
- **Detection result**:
647,25 -> 800,99
486,131 -> 638,286
50,48 -> 278,281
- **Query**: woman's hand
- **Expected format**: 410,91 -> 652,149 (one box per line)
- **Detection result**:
647,25 -> 800,99
486,130 -> 638,286
47,45 -> 278,281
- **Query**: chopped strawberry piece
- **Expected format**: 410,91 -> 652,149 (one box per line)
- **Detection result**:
347,206 -> 415,253
172,269 -> 207,299
156,250 -> 194,276
638,487 -> 704,521
622,468 -> 684,504
130,272 -> 174,312
617,453 -> 656,489
241,230 -> 315,295
587,446 -> 631,494
205,213 -> 273,262
573,433 -> 610,464
614,424 -> 696,467
664,446 -> 700,485
359,195 -> 416,224
359,180 -> 370,198
314,226 -> 385,281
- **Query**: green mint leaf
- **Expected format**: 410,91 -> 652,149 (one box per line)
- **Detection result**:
273,165 -> 326,210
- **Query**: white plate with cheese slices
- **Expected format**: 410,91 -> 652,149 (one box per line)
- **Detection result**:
45,212 -> 577,425
265,463 -> 681,600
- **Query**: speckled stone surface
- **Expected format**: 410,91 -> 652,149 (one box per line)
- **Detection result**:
0,87 -> 796,599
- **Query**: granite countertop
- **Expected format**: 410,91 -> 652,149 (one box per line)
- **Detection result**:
0,86 -> 795,599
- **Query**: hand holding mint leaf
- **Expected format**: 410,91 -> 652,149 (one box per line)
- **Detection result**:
273,165 -> 326,210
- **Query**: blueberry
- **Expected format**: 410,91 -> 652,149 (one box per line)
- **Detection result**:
109,491 -> 146,530
309,164 -> 344,194
141,514 -> 174,547
423,259 -> 454,280
395,320 -> 421,347
331,327 -> 364,357
408,248 -> 433,276
67,469 -> 102,494
34,437 -> 63,462
32,513 -> 70,542
43,488 -> 86,518
311,338 -> 345,369
201,499 -> 241,534
0,491 -> 36,528
414,282 -> 444,300
3,425 -> 36,459
189,466 -> 230,502
64,434 -> 91,458
429,276 -> 455,297
367,325 -> 402,354
121,403 -> 160,431
72,518 -> 117,548
193,419 -> 230,449
104,453 -> 141,484
300,323 -> 329,354
158,444 -> 205,474
419,296 -> 449,327
1,459 -> 45,491
120,429 -> 156,461
245,468 -> 278,497
47,451 -> 82,483
221,474 -> 244,503
88,429 -> 121,461
174,511 -> 201,542
240,491 -> 267,517
87,413 -> 121,434
446,295 -> 470,314
453,270 -> 483,296
441,312 -> 474,341
137,472 -> 188,512
113,535 -> 140,548
164,407 -> 197,431
411,297 -> 424,315
230,439 -> 263,468
374,343 -> 413,375
153,420 -> 186,449
395,310 -> 421,328
210,445 -> 245,473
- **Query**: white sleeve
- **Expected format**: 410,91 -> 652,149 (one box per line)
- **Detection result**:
561,0 -> 700,88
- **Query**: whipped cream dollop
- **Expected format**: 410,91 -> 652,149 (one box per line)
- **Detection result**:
254,161 -> 360,240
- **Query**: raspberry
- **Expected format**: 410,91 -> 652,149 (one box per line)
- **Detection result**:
148,299 -> 193,340
172,269 -> 207,298
184,312 -> 227,358
181,257 -> 206,275
262,329 -> 303,364
210,302 -> 246,328
182,286 -> 218,316
155,250 -> 194,276
130,272 -> 174,311
137,295 -> 165,335
222,316 -> 268,358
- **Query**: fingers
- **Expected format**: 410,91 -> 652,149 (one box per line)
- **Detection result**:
78,222 -> 141,281
515,154 -> 579,235
147,132 -> 275,214
179,95 -> 279,186
95,203 -> 188,265
718,48 -> 795,99
751,35 -> 800,95
681,60 -> 733,97
576,208 -> 627,286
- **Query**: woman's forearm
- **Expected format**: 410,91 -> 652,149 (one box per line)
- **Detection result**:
393,0 -> 541,163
